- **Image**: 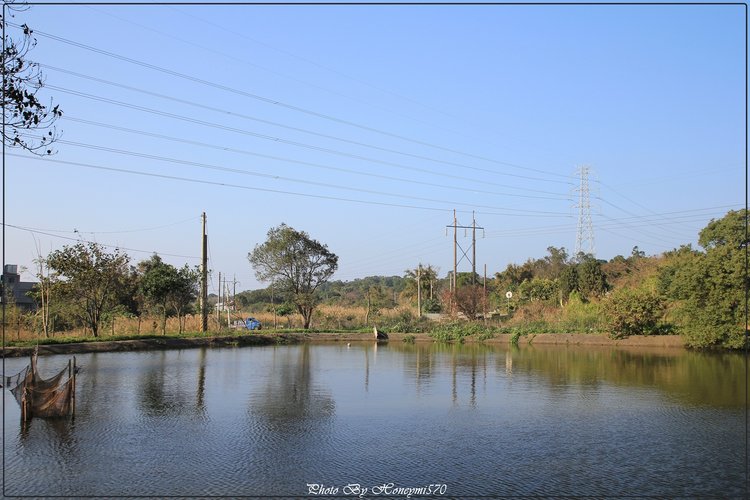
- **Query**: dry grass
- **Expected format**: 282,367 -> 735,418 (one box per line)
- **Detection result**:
3,304 -> 421,341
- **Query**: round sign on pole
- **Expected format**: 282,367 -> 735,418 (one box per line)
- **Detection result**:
505,291 -> 513,299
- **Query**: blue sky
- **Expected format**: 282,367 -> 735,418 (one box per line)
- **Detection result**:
5,3 -> 745,292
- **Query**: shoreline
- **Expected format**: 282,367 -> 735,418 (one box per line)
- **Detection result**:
1,331 -> 684,357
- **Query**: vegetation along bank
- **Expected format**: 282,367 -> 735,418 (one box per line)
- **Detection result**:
3,210 -> 746,351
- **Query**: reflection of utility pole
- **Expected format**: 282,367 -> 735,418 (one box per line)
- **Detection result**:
200,212 -> 208,333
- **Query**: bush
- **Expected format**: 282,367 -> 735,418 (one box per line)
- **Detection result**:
560,292 -> 604,332
604,288 -> 665,338
428,321 -> 497,343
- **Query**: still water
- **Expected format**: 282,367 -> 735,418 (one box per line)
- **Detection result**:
2,342 -> 746,498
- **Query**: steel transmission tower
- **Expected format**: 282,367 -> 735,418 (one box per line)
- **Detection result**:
574,165 -> 595,257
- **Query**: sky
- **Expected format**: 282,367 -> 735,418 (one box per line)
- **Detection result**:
3,2 -> 746,293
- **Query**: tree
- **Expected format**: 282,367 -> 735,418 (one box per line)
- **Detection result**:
559,266 -> 578,304
249,224 -> 338,329
604,288 -> 665,338
576,255 -> 608,300
168,265 -> 199,333
454,285 -> 486,319
1,4 -> 62,153
138,255 -> 175,334
138,255 -> 199,334
403,264 -> 439,310
46,243 -> 130,337
659,210 -> 747,348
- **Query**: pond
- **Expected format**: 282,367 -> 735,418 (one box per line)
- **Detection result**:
2,342 -> 746,497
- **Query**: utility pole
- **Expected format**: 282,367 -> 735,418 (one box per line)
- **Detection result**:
453,209 -> 457,293
445,209 -> 484,292
483,264 -> 487,324
417,264 -> 422,318
225,280 -> 230,326
472,212 -> 477,285
200,212 -> 208,333
217,271 -> 221,328
575,165 -> 595,258
224,274 -> 239,312
272,280 -> 277,329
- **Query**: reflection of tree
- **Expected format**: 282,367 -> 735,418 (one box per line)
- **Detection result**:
250,344 -> 335,430
507,345 -> 747,408
138,350 -> 207,417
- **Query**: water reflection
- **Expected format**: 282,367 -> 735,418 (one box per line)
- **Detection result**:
250,344 -> 335,427
3,342 -> 745,497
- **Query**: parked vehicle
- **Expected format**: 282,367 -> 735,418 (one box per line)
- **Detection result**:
245,317 -> 262,330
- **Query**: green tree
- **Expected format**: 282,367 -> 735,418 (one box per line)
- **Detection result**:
138,255 -> 199,334
577,255 -> 608,300
660,210 -> 747,348
46,243 -> 130,337
403,264 -> 439,310
168,265 -> 200,333
138,255 -> 175,334
538,246 -> 570,280
249,224 -> 338,329
559,266 -> 578,304
518,277 -> 559,303
604,288 -> 665,338
2,4 -> 62,153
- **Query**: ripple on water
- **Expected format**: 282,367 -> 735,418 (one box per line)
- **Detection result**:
2,345 -> 746,497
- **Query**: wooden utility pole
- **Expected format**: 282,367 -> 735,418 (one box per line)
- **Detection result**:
417,264 -> 422,318
472,212 -> 477,284
232,274 -> 237,311
200,212 -> 208,333
225,280 -> 231,326
272,280 -> 277,329
453,209 -> 457,293
483,264 -> 487,324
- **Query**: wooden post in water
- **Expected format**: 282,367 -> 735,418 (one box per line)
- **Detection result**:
21,387 -> 28,422
71,357 -> 76,418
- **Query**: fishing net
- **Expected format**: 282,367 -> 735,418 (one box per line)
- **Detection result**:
4,352 -> 76,420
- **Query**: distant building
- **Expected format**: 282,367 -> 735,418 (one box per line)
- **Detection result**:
1,264 -> 37,311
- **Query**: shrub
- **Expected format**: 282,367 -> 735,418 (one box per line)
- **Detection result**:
604,288 -> 665,338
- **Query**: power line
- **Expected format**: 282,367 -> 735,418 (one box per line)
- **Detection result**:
12,21 -> 574,181
48,84 -> 573,195
96,5 -> 477,140
12,216 -> 200,235
18,134 -> 569,215
483,204 -> 740,237
42,64 -> 572,186
60,115 -> 570,201
166,5 -> 475,132
10,153 -> 573,218
5,223 -> 200,259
